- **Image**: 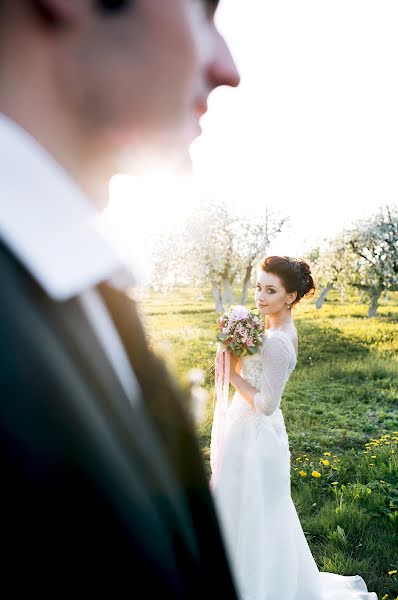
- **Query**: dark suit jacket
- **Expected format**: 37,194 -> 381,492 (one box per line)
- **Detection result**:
0,242 -> 237,598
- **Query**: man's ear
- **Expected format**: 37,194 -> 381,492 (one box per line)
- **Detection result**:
31,0 -> 81,28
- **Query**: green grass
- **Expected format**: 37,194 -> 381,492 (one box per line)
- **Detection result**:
140,288 -> 398,598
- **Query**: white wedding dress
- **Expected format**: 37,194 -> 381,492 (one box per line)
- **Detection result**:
210,329 -> 377,600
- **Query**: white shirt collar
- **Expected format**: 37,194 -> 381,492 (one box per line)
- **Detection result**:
0,114 -> 141,301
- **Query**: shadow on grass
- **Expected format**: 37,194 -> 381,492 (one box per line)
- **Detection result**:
295,321 -> 370,368
145,307 -> 216,317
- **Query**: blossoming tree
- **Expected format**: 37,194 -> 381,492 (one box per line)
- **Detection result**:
347,205 -> 398,316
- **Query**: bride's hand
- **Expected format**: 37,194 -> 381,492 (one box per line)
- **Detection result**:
229,353 -> 240,377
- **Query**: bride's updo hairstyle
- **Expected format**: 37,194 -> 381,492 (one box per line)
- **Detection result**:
259,256 -> 315,306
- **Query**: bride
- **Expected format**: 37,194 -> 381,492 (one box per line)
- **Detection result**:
210,255 -> 377,600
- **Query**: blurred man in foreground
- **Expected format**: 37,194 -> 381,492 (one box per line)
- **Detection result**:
0,0 -> 239,596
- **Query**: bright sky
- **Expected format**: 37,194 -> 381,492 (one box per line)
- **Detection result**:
108,0 -> 398,265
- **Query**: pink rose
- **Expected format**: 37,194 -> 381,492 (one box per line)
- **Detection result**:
229,305 -> 249,321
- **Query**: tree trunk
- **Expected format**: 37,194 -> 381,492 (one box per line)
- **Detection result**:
221,277 -> 234,306
339,285 -> 346,301
212,283 -> 224,313
240,264 -> 253,305
315,283 -> 333,309
368,289 -> 382,317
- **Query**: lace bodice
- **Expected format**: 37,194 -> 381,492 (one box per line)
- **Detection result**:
241,330 -> 296,414
227,329 -> 297,443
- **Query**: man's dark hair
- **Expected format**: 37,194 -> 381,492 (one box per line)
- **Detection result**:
96,0 -> 130,13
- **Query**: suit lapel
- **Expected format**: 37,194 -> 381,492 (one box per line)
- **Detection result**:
97,283 -> 210,494
48,284 -> 200,562
97,284 -> 242,594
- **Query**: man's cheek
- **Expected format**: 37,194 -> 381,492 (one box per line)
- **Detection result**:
187,3 -> 214,67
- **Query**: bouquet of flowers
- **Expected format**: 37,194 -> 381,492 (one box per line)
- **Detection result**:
210,306 -> 264,488
216,305 -> 265,357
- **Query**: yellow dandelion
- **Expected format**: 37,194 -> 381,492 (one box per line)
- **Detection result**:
385,442 -> 391,445
298,471 -> 307,477
381,594 -> 389,600
331,482 -> 339,486
320,459 -> 330,466
296,457 -> 302,462
312,471 -> 321,478
371,455 -> 377,459
333,454 -> 338,458
368,463 -> 375,466
388,569 -> 397,575
323,452 -> 331,456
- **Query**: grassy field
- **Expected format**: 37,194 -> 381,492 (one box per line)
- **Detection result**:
140,287 -> 398,599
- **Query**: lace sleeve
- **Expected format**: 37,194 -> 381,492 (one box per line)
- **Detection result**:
253,333 -> 293,416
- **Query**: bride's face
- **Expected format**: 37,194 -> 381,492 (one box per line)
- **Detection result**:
255,270 -> 296,316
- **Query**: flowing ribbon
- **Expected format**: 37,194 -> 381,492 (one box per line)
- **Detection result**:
210,343 -> 230,490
